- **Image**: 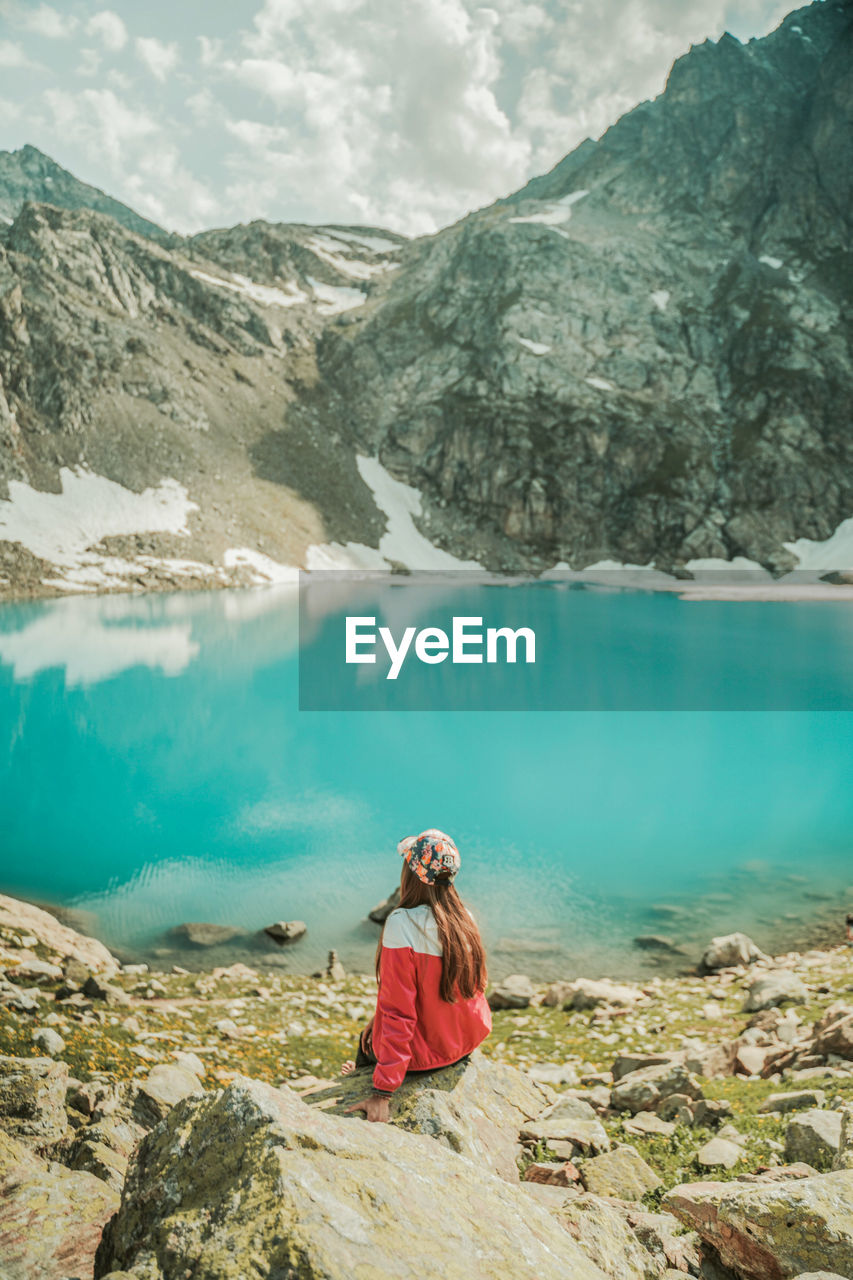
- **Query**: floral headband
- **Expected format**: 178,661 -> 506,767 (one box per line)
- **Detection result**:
398,829 -> 460,884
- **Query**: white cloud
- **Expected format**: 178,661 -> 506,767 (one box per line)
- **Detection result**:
44,87 -> 159,167
0,39 -> 37,67
135,35 -> 180,81
76,47 -> 101,78
86,10 -> 128,52
17,4 -> 77,39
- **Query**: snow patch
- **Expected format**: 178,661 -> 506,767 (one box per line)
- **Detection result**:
190,268 -> 307,308
517,337 -> 551,355
685,555 -> 767,573
308,235 -> 387,280
785,516 -> 853,570
306,276 -> 366,315
306,456 -> 482,571
650,290 -> 670,311
585,376 -> 615,392
759,255 -> 783,270
325,228 -> 400,254
509,189 -> 588,228
223,548 -> 299,586
0,468 -> 196,569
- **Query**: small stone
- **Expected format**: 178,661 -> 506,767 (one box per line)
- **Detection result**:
580,1144 -> 662,1201
524,1160 -> 581,1186
326,950 -> 346,982
785,1109 -> 842,1166
623,1110 -> 676,1137
760,1090 -> 826,1114
131,1063 -> 204,1130
263,920 -> 307,945
696,1136 -> 744,1169
743,970 -> 808,1012
172,1051 -> 205,1077
82,975 -> 131,1006
701,932 -> 769,971
488,974 -> 535,1010
32,1027 -> 65,1056
0,1056 -> 68,1145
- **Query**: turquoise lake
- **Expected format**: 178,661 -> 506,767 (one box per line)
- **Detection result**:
1,582 -> 852,978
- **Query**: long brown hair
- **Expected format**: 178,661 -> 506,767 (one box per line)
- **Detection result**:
376,865 -> 487,1002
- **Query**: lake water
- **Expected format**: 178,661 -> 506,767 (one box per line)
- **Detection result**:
1,581 -> 852,979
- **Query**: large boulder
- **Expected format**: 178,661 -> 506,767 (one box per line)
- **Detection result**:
304,1050 -> 551,1182
95,1076 -> 610,1280
743,970 -> 808,1012
0,1129 -> 119,1280
0,893 -> 117,974
784,1110 -> 842,1167
263,919 -> 307,944
701,933 -> 769,971
0,1055 -> 68,1146
665,1170 -> 853,1280
564,978 -> 644,1010
555,1194 -> 660,1280
488,973 -> 536,1009
611,1061 -> 703,1115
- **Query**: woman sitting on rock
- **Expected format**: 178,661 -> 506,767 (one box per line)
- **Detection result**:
344,829 -> 491,1123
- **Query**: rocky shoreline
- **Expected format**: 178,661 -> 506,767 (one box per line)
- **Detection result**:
3,891 -> 853,1278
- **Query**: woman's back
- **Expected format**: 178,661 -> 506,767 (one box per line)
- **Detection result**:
372,903 -> 491,1092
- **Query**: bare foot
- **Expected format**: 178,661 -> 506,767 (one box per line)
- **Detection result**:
341,1060 -> 356,1077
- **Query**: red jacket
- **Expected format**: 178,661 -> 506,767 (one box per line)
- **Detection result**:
371,904 -> 491,1094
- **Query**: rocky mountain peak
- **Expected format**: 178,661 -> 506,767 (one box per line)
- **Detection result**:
0,144 -> 169,244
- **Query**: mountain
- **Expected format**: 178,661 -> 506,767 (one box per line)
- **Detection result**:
0,145 -> 170,244
0,0 -> 851,597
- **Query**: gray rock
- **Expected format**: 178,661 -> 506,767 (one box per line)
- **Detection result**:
701,933 -> 769,971
760,1090 -> 826,1114
696,1137 -> 744,1169
130,1063 -> 204,1130
666,1170 -> 853,1280
521,1115 -> 611,1155
167,921 -> 244,947
368,886 -> 400,923
82,974 -> 132,1006
743,970 -> 808,1012
488,972 -> 535,1009
554,1194 -> 660,1280
831,1106 -> 853,1171
32,1027 -> 65,1056
611,1062 -> 703,1115
95,1076 -> 610,1279
263,919 -> 307,944
69,1114 -> 145,1193
0,1129 -> 119,1280
0,1055 -> 68,1146
785,1109 -> 842,1166
612,1052 -> 681,1082
305,1049 -> 551,1183
580,1145 -> 662,1201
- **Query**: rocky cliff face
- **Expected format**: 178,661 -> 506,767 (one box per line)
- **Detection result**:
0,0 -> 850,596
305,0 -> 853,574
0,145 -> 170,243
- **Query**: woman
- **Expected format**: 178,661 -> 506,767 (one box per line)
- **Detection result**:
345,829 -> 491,1123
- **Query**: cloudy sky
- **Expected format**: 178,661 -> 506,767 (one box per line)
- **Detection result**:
0,0 -> 795,236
